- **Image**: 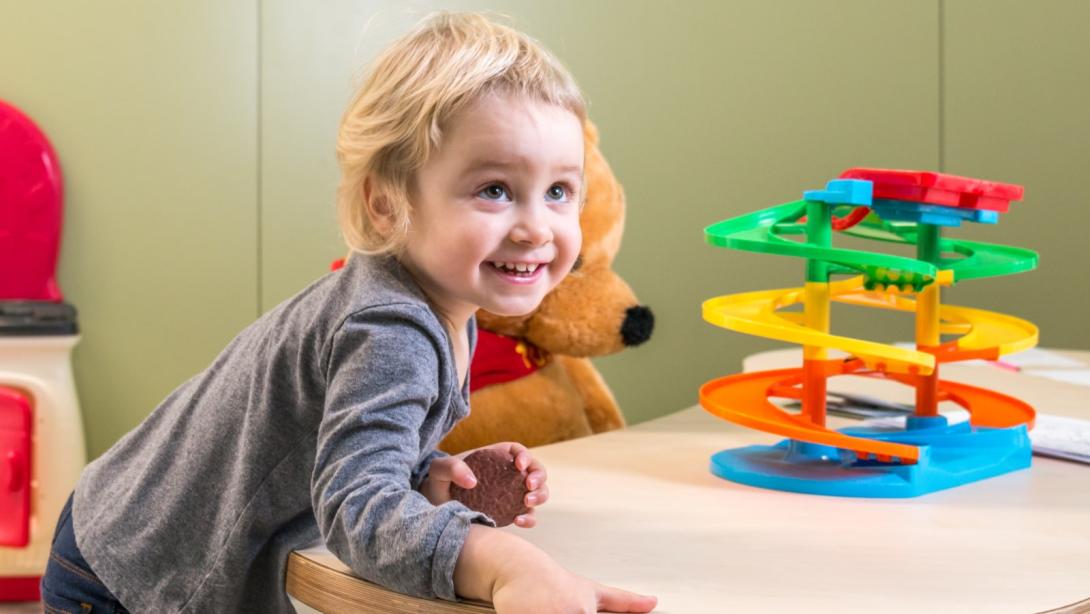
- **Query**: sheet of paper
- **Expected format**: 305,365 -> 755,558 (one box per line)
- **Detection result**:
893,343 -> 1085,370
1025,369 -> 1090,387
1031,413 -> 1090,462
863,411 -> 1090,464
1000,348 -> 1085,369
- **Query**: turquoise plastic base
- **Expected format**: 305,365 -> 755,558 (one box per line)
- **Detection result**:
709,417 -> 1032,498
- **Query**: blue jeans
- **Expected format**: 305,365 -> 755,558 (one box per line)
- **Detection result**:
39,494 -> 130,614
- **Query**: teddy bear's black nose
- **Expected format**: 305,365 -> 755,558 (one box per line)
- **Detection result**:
620,305 -> 654,347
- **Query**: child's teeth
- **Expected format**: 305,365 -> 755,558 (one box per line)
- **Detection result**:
491,261 -> 540,274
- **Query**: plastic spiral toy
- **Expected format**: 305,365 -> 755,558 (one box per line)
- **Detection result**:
700,168 -> 1039,497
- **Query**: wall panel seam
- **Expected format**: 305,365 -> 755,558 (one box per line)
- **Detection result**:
938,0 -> 945,172
256,0 -> 264,316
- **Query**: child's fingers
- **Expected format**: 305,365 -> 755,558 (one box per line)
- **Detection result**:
430,457 -> 477,489
513,451 -> 544,476
595,582 -> 658,613
491,442 -> 544,481
525,484 -> 549,507
513,511 -> 536,528
496,442 -> 546,476
503,441 -> 529,455
512,447 -> 533,472
525,468 -> 547,490
524,452 -> 546,475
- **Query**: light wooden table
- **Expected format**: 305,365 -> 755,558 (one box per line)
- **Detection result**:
288,349 -> 1090,614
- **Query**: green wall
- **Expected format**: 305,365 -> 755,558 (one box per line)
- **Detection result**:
2,1 -> 1086,459
1,2 -> 259,457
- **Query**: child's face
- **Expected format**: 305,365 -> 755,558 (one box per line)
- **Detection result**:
401,93 -> 584,325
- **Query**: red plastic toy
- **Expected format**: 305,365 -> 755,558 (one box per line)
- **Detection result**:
840,167 -> 1024,213
0,99 -> 65,302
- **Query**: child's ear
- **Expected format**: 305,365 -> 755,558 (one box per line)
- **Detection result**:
362,176 -> 395,236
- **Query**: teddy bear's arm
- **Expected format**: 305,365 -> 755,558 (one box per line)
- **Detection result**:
556,355 -> 626,433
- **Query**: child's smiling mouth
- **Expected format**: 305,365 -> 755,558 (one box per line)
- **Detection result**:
486,261 -> 547,283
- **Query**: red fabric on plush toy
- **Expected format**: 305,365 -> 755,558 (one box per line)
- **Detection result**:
469,330 -> 550,393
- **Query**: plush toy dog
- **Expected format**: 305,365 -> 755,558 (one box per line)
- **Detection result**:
439,121 -> 653,454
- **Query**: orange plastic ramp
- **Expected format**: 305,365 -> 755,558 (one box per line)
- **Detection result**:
700,368 -> 921,463
946,381 -> 1035,428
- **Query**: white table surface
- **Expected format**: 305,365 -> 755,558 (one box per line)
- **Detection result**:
291,348 -> 1090,614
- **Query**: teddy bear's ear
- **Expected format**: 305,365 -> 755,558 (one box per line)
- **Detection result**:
583,120 -> 600,148
579,120 -> 624,264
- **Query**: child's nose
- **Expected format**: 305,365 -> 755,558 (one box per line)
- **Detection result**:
510,205 -> 553,246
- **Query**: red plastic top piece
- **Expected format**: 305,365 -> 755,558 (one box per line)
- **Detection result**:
0,99 -> 64,302
839,168 -> 1023,213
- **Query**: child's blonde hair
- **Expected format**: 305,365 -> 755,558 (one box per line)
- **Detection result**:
336,12 -> 587,255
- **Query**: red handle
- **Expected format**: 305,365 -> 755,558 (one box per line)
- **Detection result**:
3,450 -> 24,492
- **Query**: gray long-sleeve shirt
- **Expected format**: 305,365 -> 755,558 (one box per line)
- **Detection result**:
72,253 -> 489,612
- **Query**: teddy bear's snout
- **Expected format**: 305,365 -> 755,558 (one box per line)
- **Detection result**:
621,305 -> 654,347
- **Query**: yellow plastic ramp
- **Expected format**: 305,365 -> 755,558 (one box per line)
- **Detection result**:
702,281 -> 936,375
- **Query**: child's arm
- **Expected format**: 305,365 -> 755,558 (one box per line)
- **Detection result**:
454,525 -> 658,613
422,443 -> 656,611
312,309 -> 491,601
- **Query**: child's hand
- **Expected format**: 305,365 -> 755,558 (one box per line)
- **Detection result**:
420,442 -> 548,528
493,560 -> 658,614
455,526 -> 658,614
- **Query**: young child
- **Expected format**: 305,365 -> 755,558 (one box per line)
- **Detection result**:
40,11 -> 657,614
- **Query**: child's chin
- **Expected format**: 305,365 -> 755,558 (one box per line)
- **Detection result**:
483,299 -> 542,318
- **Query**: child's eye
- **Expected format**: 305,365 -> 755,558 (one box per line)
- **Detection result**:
546,184 -> 569,202
478,184 -> 511,202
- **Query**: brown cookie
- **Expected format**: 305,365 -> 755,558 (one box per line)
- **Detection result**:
450,448 -> 530,527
